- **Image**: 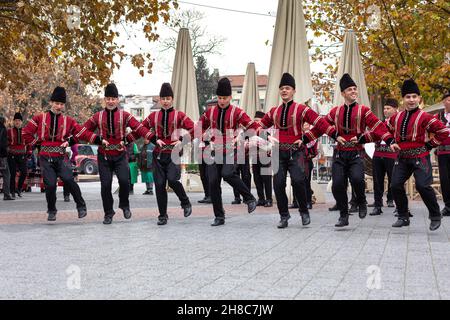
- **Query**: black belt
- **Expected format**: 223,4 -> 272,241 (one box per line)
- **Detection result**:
104,144 -> 124,151
8,149 -> 27,155
279,143 -> 301,150
438,145 -> 450,152
41,146 -> 66,154
399,146 -> 428,157
375,145 -> 395,153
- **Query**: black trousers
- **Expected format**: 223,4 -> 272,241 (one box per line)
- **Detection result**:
40,156 -> 85,213
153,152 -> 190,219
207,154 -> 255,219
391,155 -> 441,220
332,150 -> 366,217
438,154 -> 450,209
7,154 -> 27,194
98,152 -> 130,217
252,163 -> 272,202
233,162 -> 252,199
273,150 -> 308,218
305,159 -> 314,204
199,160 -> 210,198
372,156 -> 395,207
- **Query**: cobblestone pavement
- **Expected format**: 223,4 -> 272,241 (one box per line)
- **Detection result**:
1,182 -> 449,300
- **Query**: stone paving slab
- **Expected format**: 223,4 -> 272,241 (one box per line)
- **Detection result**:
0,183 -> 449,300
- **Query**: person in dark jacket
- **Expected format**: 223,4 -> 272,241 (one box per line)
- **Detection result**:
0,115 -> 14,200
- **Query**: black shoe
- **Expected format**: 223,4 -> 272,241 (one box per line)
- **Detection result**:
335,216 -> 349,228
122,208 -> 132,220
441,207 -> 450,217
264,200 -> 273,208
289,202 -> 299,209
387,200 -> 395,208
370,207 -> 383,216
16,190 -> 22,198
231,198 -> 242,205
77,207 -> 87,219
64,195 -> 70,202
349,204 -> 358,213
157,218 -> 168,226
307,203 -> 313,210
359,205 -> 368,219
143,190 -> 152,195
256,199 -> 266,206
392,218 -> 410,228
430,220 -> 441,231
277,218 -> 289,229
329,204 -> 339,211
211,218 -> 225,227
183,204 -> 192,218
198,196 -> 212,204
300,212 -> 311,226
103,216 -> 113,225
47,211 -> 57,221
247,200 -> 257,214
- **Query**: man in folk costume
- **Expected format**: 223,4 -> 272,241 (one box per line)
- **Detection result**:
368,98 -> 399,216
259,73 -> 338,229
83,83 -> 152,225
388,80 -> 450,231
325,74 -> 394,228
198,77 -> 259,227
128,83 -> 194,226
7,112 -> 29,198
250,111 -> 273,208
22,87 -> 100,221
435,90 -> 450,216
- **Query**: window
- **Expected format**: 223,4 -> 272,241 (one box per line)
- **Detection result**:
78,145 -> 94,156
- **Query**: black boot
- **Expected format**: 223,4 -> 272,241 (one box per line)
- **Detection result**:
289,201 -> 299,209
256,199 -> 266,206
359,204 -> 368,219
183,204 -> 192,218
211,218 -> 225,227
349,203 -> 358,213
300,212 -> 311,226
370,207 -> 383,216
335,214 -> 349,228
277,216 -> 290,229
329,204 -> 338,211
157,217 -> 168,226
430,220 -> 441,231
247,199 -> 257,214
392,218 -> 410,228
47,211 -> 57,221
231,198 -> 242,205
122,207 -> 132,220
264,199 -> 273,207
77,207 -> 87,219
441,207 -> 450,217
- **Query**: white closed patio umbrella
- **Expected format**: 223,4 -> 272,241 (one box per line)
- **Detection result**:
264,0 -> 313,111
333,30 -> 370,108
171,28 -> 199,121
241,62 -> 260,117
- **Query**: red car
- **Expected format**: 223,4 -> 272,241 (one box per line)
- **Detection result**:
75,144 -> 99,175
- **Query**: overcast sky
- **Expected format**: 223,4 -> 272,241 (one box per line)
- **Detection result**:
112,0 -> 334,96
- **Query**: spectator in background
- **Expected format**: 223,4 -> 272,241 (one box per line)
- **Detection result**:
0,115 -> 14,200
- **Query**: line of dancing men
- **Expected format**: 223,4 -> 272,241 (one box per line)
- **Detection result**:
2,73 -> 449,231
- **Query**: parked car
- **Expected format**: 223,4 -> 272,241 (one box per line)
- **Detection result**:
75,144 -> 98,175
